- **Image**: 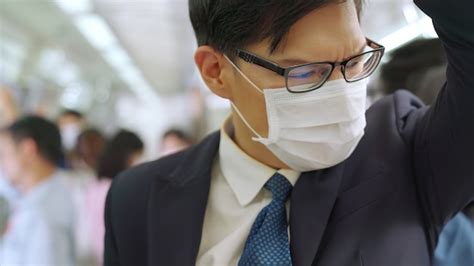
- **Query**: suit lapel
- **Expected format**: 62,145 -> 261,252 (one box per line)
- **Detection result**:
289,163 -> 345,266
147,129 -> 345,265
147,132 -> 220,266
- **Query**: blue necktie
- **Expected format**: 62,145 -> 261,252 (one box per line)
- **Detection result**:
239,173 -> 293,266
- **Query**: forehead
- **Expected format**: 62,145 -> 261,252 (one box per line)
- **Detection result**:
59,114 -> 82,124
288,2 -> 360,36
248,2 -> 365,63
163,134 -> 185,143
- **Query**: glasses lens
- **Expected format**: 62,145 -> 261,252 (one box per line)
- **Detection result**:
344,50 -> 383,81
286,63 -> 333,92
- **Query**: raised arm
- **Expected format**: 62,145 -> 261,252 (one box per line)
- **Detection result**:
411,0 -> 474,232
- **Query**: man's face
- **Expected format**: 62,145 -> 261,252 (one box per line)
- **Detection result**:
160,135 -> 191,157
222,2 -> 365,138
0,133 -> 26,185
58,114 -> 83,128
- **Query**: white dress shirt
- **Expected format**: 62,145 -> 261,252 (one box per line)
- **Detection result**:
196,118 -> 300,266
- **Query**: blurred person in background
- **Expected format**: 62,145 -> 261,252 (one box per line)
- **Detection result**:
104,0 -> 474,265
69,128 -> 107,183
66,128 -> 106,188
159,128 -> 194,157
68,128 -> 107,266
0,173 -> 14,240
0,88 -> 19,127
377,38 -> 474,266
0,195 -> 9,237
0,116 -> 76,266
433,213 -> 474,266
57,109 -> 86,168
77,130 -> 144,266
379,38 -> 447,105
62,129 -> 107,189
0,87 -> 20,226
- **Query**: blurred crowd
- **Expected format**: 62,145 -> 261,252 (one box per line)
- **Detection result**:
0,95 -> 194,266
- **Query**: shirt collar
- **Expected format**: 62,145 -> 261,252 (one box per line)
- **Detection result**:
219,117 -> 300,207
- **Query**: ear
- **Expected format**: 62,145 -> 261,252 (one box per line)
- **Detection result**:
194,46 -> 232,100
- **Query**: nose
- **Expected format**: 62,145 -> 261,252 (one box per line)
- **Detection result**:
327,65 -> 345,81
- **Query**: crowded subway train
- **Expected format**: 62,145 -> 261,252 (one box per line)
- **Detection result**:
0,0 -> 473,265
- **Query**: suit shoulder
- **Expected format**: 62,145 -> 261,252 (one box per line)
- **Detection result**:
391,90 -> 426,118
110,150 -> 188,201
369,89 -> 425,116
108,130 -> 220,207
367,89 -> 429,144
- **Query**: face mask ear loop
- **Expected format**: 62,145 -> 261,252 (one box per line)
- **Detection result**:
230,102 -> 265,142
223,54 -> 264,95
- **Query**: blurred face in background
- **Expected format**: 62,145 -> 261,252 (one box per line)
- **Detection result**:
0,133 -> 27,186
159,135 -> 191,157
58,114 -> 85,152
75,129 -> 106,170
128,149 -> 145,167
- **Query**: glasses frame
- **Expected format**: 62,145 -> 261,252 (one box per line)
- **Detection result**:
233,38 -> 385,93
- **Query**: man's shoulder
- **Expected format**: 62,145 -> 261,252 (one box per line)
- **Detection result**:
123,151 -> 186,183
110,150 -> 190,201
367,89 -> 429,143
108,131 -> 221,209
369,89 -> 426,119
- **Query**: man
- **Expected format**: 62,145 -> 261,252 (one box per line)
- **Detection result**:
0,87 -> 19,240
58,109 -> 86,153
0,169 -> 18,233
0,116 -> 76,266
0,88 -> 19,127
104,0 -> 474,265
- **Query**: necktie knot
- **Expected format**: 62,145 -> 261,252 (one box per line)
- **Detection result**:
264,173 -> 293,202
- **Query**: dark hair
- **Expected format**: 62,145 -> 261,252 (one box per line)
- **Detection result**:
5,116 -> 63,165
162,129 -> 193,144
59,109 -> 83,120
189,0 -> 362,54
96,130 -> 144,179
75,128 -> 107,170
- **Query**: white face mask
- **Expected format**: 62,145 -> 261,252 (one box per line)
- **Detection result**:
60,123 -> 82,151
225,55 -> 368,172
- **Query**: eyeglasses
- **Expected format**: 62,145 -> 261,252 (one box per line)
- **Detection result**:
233,38 -> 385,93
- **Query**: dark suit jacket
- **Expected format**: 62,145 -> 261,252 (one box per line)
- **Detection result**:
104,0 -> 474,265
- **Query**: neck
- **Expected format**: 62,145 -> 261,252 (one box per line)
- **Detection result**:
21,161 -> 56,194
231,113 -> 288,170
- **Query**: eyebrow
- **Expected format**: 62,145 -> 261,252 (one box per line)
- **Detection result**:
275,41 -> 368,67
